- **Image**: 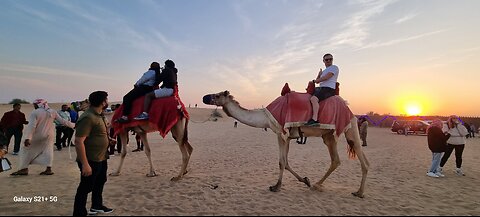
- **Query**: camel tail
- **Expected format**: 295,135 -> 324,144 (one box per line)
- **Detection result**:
346,139 -> 357,160
183,118 -> 189,144
345,119 -> 359,160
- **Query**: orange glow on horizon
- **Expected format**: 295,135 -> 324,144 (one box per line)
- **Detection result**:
394,92 -> 431,116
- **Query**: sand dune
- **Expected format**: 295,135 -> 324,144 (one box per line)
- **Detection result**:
1,104 -> 479,215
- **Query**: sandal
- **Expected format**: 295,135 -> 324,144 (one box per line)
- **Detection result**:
39,171 -> 54,175
10,171 -> 28,176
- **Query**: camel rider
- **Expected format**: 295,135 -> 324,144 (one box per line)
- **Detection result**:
116,62 -> 161,123
133,59 -> 178,121
305,53 -> 339,126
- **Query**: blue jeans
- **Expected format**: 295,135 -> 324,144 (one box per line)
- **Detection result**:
429,152 -> 443,173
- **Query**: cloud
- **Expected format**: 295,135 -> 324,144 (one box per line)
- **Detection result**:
0,64 -> 114,80
199,2 -> 328,97
12,2 -> 57,22
356,29 -> 448,50
12,1 -> 162,55
0,74 -> 65,102
457,46 -> 480,54
0,74 -> 55,89
395,13 -> 418,24
328,0 -> 397,48
233,3 -> 252,30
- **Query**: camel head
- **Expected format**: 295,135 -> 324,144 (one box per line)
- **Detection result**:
203,91 -> 232,106
71,99 -> 90,112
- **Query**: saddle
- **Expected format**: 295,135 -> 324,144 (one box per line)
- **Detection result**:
112,86 -> 189,138
266,83 -> 353,137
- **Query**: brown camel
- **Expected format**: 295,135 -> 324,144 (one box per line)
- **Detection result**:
79,99 -> 192,181
203,91 -> 369,198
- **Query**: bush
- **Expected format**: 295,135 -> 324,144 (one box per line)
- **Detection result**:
9,98 -> 29,104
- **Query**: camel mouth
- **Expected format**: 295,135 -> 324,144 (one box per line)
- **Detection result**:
202,94 -> 214,105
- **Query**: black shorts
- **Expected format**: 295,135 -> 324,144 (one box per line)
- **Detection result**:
313,87 -> 335,101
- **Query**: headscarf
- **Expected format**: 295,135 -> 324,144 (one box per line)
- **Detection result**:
33,98 -> 55,118
33,98 -> 50,110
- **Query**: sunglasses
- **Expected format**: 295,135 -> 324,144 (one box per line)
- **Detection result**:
324,58 -> 333,61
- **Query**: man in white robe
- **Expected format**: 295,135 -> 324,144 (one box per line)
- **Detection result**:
10,99 -> 75,176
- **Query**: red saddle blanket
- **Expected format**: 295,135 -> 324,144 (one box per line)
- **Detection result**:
112,90 -> 189,138
266,92 -> 354,136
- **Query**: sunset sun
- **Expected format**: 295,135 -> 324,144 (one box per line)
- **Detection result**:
406,104 -> 422,116
394,92 -> 430,116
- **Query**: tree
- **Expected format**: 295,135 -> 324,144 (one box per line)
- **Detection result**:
9,98 -> 29,104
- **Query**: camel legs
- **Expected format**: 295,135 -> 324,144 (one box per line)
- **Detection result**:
110,132 -> 129,176
269,134 -> 287,192
312,133 -> 340,191
109,131 -> 156,177
170,119 -> 192,181
270,135 -> 310,192
140,132 -> 157,177
284,138 -> 311,188
344,120 -> 369,198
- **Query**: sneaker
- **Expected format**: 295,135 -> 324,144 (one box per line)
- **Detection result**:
435,172 -> 445,177
426,172 -> 439,178
90,206 -> 113,214
133,112 -> 149,121
438,167 -> 443,173
87,210 -> 98,215
305,119 -> 320,126
12,152 -> 18,155
115,116 -> 129,123
455,168 -> 465,176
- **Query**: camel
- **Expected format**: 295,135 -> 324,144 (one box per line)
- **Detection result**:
78,97 -> 192,181
203,91 -> 370,198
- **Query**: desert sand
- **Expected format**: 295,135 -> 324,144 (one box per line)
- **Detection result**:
0,103 -> 479,216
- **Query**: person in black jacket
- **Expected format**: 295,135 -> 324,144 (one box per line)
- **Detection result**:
133,59 -> 178,121
426,119 -> 450,178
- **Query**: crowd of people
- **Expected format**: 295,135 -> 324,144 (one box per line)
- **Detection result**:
0,59 -> 179,216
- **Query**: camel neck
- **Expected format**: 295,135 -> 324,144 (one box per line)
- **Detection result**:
222,101 -> 269,128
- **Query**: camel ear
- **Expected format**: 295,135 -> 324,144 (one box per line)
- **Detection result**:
223,91 -> 229,96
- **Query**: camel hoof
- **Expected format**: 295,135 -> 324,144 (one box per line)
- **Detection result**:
183,170 -> 189,175
351,192 -> 364,198
146,172 -> 157,177
171,176 -> 182,182
109,172 -> 120,176
303,177 -> 311,187
269,185 -> 280,192
311,184 -> 323,191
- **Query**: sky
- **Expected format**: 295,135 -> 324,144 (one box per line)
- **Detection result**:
1,0 -> 479,116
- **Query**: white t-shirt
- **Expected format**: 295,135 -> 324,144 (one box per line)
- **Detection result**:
319,65 -> 339,89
